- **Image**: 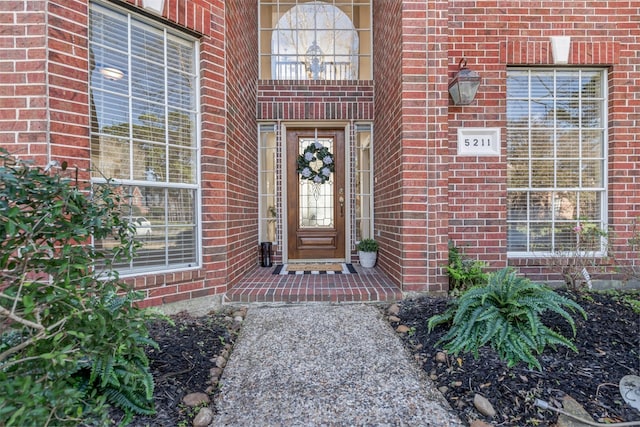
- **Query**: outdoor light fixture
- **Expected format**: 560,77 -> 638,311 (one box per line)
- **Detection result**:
142,0 -> 165,15
550,36 -> 571,64
100,67 -> 124,81
448,58 -> 481,105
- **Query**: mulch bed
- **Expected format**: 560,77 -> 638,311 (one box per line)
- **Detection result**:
111,310 -> 238,427
112,292 -> 638,426
391,290 -> 640,426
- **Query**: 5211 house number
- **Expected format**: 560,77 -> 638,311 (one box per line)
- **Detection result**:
457,128 -> 501,156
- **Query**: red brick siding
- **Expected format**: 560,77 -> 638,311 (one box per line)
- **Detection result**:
423,0 -> 451,292
373,0 -> 450,293
2,0 -> 229,307
0,0 -> 48,163
47,0 -> 90,181
3,0 -> 638,305
448,1 -> 640,284
372,0 -> 403,288
226,0 -> 260,284
257,83 -> 374,121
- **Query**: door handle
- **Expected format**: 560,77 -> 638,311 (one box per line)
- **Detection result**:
338,188 -> 344,217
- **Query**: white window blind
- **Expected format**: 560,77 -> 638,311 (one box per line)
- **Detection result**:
89,2 -> 200,273
506,69 -> 606,256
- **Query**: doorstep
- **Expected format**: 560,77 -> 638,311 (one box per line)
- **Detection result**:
225,264 -> 402,304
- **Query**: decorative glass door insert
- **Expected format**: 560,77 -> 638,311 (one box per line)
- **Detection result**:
299,136 -> 335,228
287,128 -> 345,260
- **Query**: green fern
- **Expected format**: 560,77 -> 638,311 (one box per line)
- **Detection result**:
428,267 -> 587,370
445,244 -> 488,296
89,352 -> 155,417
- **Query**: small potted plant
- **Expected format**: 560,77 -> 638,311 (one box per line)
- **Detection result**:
357,238 -> 379,268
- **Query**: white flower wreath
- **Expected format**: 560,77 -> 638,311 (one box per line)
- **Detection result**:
296,141 -> 335,184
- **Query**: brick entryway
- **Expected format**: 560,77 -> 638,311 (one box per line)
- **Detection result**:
226,265 -> 402,303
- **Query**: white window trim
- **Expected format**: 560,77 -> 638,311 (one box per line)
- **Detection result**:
506,67 -> 608,259
89,1 -> 202,276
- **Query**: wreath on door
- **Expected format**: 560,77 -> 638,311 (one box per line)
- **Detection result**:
296,142 -> 335,184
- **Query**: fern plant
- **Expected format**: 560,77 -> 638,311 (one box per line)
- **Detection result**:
446,244 -> 488,296
428,268 -> 587,370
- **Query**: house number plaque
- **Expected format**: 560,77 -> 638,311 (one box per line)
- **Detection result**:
457,128 -> 501,156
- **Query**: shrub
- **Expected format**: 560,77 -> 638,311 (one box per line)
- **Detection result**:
545,221 -> 607,291
428,268 -> 587,370
356,238 -> 379,252
446,244 -> 488,296
0,150 -> 162,426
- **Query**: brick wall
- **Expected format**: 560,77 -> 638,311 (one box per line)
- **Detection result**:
47,0 -> 91,180
423,0 -> 451,293
0,0 -> 48,164
372,0 -> 403,288
1,0 -> 229,308
373,0 -> 451,293
396,0 -> 435,293
448,1 -> 640,284
3,0 -> 637,304
257,82 -> 374,121
226,0 -> 260,284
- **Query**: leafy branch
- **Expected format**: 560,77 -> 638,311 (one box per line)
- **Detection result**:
0,148 -> 163,426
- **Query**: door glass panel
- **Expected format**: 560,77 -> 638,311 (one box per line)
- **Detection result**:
355,124 -> 372,242
299,137 -> 334,228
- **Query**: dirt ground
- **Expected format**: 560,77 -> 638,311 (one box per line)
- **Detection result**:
111,310 -> 238,427
394,290 -> 640,426
118,291 -> 639,426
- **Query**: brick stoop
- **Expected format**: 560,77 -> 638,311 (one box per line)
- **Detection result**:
226,264 -> 402,304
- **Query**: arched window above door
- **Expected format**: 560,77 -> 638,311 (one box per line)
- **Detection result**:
259,1 -> 371,80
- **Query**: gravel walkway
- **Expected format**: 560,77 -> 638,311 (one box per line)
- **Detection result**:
213,304 -> 463,426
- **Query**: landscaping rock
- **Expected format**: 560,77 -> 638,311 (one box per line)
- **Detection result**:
395,325 -> 411,333
470,420 -> 493,427
388,315 -> 401,323
182,392 -> 210,407
473,393 -> 496,417
555,395 -> 596,427
387,303 -> 400,315
210,367 -> 223,381
192,407 -> 213,427
435,351 -> 448,363
215,355 -> 227,368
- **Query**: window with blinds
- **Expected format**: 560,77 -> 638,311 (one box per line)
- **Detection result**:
89,1 -> 200,274
506,69 -> 607,256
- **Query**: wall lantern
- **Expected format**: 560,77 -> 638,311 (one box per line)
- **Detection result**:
448,58 -> 481,105
142,0 -> 165,15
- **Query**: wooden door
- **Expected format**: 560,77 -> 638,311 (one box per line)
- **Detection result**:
287,128 -> 345,260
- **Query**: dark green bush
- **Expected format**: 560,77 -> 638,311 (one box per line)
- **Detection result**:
428,267 -> 586,370
0,150 -> 162,426
356,238 -> 379,252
